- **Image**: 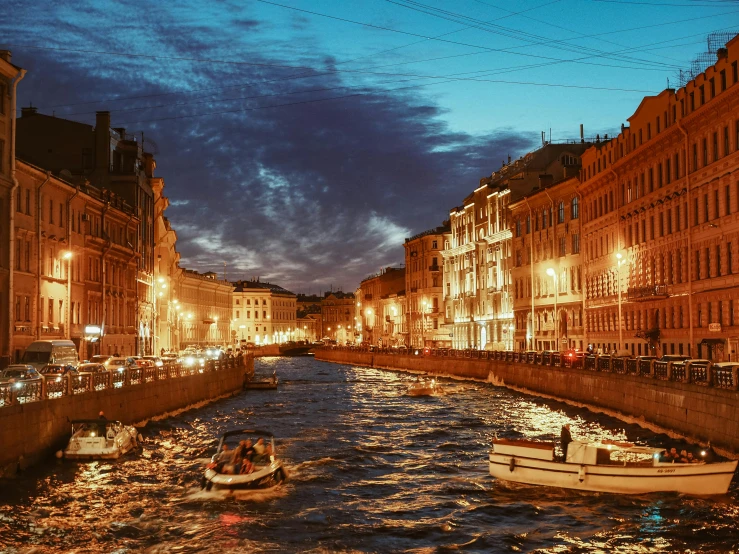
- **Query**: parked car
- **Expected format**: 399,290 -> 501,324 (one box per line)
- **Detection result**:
143,355 -> 164,367
89,355 -> 113,365
40,364 -> 79,381
660,354 -> 692,362
78,363 -> 108,374
0,364 -> 41,384
105,357 -> 139,371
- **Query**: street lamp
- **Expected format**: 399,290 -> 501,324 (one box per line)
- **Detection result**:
615,252 -> 627,352
546,268 -> 558,351
62,250 -> 73,340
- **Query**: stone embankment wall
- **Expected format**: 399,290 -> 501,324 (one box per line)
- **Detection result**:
0,358 -> 253,476
316,349 -> 739,453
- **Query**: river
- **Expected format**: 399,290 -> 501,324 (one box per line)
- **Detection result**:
1,356 -> 737,553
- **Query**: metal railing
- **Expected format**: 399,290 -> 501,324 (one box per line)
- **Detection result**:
319,346 -> 739,390
0,355 -> 249,409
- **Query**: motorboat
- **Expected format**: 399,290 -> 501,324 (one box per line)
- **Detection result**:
201,429 -> 287,491
489,438 -> 738,495
62,420 -> 141,460
245,372 -> 278,390
407,378 -> 442,397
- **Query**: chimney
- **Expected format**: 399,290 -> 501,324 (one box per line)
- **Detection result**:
21,105 -> 38,117
580,124 -> 584,143
538,174 -> 553,188
717,47 -> 728,60
0,50 -> 11,63
508,154 -> 511,164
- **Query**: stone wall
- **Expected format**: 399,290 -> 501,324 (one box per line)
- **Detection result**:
316,349 -> 739,453
0,358 -> 252,476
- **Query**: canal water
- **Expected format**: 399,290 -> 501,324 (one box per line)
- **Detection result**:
1,357 -> 737,553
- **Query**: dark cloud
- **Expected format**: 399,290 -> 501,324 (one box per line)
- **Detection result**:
1,1 -> 536,293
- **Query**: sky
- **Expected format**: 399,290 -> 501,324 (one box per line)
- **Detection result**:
2,0 -> 738,294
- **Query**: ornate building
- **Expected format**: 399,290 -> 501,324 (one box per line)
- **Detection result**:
321,291 -> 356,344
232,280 -> 296,346
579,34 -> 739,360
404,225 -> 450,348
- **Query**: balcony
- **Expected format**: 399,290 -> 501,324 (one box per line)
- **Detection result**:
627,285 -> 668,301
428,265 -> 440,272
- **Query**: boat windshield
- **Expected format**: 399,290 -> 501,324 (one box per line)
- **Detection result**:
74,423 -> 108,438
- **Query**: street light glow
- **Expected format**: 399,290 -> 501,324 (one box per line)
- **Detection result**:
546,267 -> 555,277
62,251 -> 73,260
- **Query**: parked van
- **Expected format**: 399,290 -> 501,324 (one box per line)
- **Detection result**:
20,340 -> 79,371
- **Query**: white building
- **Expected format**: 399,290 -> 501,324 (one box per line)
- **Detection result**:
232,280 -> 297,345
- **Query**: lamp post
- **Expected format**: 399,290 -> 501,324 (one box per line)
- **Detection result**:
615,252 -> 627,352
546,268 -> 558,351
61,251 -> 73,340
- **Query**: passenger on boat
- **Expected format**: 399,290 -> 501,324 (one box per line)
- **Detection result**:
560,424 -> 573,460
686,452 -> 699,463
253,438 -> 267,463
216,444 -> 235,473
679,449 -> 690,463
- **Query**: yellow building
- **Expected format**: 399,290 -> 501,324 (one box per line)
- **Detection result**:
321,291 -> 356,344
178,270 -> 232,348
579,34 -> 739,360
404,225 -> 449,348
510,176 -> 584,351
232,280 -> 297,346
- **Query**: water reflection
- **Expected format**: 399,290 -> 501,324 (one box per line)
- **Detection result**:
0,356 -> 736,552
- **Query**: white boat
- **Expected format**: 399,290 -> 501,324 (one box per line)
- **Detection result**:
407,378 -> 442,397
489,438 -> 737,495
201,429 -> 288,491
62,420 -> 140,460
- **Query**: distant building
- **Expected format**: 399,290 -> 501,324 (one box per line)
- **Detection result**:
321,291 -> 356,344
358,267 -> 405,346
178,270 -> 232,348
404,224 -> 450,348
232,280 -> 297,345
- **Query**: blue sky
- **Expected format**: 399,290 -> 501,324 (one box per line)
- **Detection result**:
3,0 -> 738,293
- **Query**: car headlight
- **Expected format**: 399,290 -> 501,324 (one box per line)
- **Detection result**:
155,361 -> 163,367
14,382 -> 22,390
185,356 -> 194,366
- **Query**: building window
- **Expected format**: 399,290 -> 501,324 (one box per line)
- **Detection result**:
15,296 -> 21,322
48,298 -> 54,323
432,240 -> 438,249
24,296 -> 30,322
571,197 -> 579,219
559,237 -> 566,257
558,201 -> 565,223
702,138 -> 708,167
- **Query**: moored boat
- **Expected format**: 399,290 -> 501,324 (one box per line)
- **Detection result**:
201,429 -> 287,491
407,378 -> 442,397
245,372 -> 278,390
489,438 -> 737,495
62,420 -> 140,460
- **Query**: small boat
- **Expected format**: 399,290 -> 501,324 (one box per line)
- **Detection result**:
407,378 -> 442,397
245,373 -> 278,390
201,429 -> 287,491
489,438 -> 738,495
62,420 -> 140,460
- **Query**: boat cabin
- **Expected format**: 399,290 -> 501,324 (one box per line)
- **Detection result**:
566,440 -> 661,466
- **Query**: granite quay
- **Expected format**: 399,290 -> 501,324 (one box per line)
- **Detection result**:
316,346 -> 739,454
0,354 -> 254,476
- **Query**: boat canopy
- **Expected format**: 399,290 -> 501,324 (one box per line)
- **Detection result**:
566,440 -> 663,464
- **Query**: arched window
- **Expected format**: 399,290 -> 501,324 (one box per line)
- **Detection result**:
558,201 -> 565,223
571,197 -> 579,219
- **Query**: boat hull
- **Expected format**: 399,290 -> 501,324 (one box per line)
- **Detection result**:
63,425 -> 139,460
489,453 -> 737,495
203,461 -> 287,490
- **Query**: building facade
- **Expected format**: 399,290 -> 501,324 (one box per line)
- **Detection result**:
16,108 -> 157,355
510,176 -> 584,351
357,267 -> 405,346
321,292 -> 356,344
178,270 -> 232,348
12,160 -> 140,360
232,280 -> 297,345
579,35 -> 739,360
404,225 -> 449,348
0,51 -> 25,367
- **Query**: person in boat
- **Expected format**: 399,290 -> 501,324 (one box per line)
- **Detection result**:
215,444 -> 235,473
686,452 -> 699,463
679,449 -> 690,463
560,424 -> 573,460
98,411 -> 107,420
253,438 -> 267,463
